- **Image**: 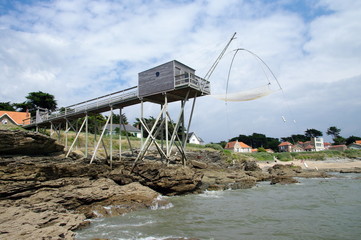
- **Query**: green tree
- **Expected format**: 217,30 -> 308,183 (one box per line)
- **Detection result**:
112,113 -> 128,124
333,136 -> 346,145
13,102 -> 31,112
0,102 -> 15,111
76,113 -> 106,134
14,91 -> 57,115
345,136 -> 361,145
230,133 -> 280,151
305,128 -> 323,138
281,134 -> 308,143
326,126 -> 341,139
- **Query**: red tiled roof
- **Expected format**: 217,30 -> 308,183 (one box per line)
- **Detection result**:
278,141 -> 292,146
329,145 -> 347,148
355,140 -> 361,144
225,141 -> 237,149
0,111 -> 31,125
225,141 -> 251,149
239,142 -> 251,148
304,144 -> 314,150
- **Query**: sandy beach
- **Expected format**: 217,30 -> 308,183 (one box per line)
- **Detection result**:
258,158 -> 361,171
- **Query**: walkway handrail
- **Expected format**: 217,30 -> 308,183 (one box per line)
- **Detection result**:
26,86 -> 138,125
25,73 -> 209,126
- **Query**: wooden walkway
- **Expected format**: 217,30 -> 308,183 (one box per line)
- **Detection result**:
23,73 -> 210,128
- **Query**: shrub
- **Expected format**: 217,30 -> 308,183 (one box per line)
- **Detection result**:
344,149 -> 361,158
252,152 -> 274,161
204,143 -> 224,151
257,147 -> 267,152
274,152 -> 293,161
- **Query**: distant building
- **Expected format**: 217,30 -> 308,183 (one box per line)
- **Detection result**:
311,137 -> 325,151
347,140 -> 361,150
0,111 -> 31,126
278,138 -> 327,152
324,142 -> 332,150
328,145 -> 347,151
187,132 -> 204,145
225,140 -> 252,153
105,124 -> 141,138
278,141 -> 293,152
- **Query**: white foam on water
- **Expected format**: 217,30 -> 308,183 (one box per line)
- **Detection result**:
150,195 -> 174,210
199,190 -> 224,198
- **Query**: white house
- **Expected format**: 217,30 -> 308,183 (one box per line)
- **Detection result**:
311,137 -> 325,151
224,140 -> 252,153
105,124 -> 142,138
187,132 -> 204,145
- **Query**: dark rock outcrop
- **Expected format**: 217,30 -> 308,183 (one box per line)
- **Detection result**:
110,161 -> 203,195
0,129 -> 64,155
270,175 -> 299,185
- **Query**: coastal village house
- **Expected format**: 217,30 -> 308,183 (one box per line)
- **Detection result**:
187,132 -> 204,145
104,124 -> 141,138
278,137 -> 330,152
328,145 -> 347,151
278,141 -> 293,152
225,140 -> 252,153
0,111 -> 30,126
348,140 -> 361,149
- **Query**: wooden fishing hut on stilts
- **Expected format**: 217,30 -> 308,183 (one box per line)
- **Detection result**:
24,60 -> 211,168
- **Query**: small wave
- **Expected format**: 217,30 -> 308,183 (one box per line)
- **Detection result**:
119,236 -> 186,240
150,195 -> 174,210
199,190 -> 224,198
92,210 -> 104,218
150,202 -> 174,210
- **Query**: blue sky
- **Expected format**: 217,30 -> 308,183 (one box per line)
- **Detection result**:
1,0 -> 360,143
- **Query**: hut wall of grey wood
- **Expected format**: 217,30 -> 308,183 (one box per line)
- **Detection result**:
138,60 -> 196,98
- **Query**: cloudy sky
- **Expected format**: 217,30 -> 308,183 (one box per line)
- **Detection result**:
1,0 -> 360,143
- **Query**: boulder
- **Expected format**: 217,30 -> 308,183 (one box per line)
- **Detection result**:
270,175 -> 299,185
268,164 -> 302,175
0,129 -> 64,155
242,160 -> 262,171
190,160 -> 208,169
110,161 -> 203,195
199,169 -> 258,191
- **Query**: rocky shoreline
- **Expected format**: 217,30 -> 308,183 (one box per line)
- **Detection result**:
0,129 -> 359,240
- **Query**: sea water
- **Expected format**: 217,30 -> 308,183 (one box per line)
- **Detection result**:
75,173 -> 361,240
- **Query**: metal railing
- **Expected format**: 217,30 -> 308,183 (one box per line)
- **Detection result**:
25,74 -> 210,126
174,73 -> 210,94
26,86 -> 138,125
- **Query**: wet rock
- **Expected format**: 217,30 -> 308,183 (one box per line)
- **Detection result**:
268,163 -> 329,179
242,160 -> 262,171
68,150 -> 85,160
268,163 -> 302,175
340,168 -> 361,173
199,169 -> 258,191
190,160 -> 208,169
270,176 -> 299,185
110,161 -> 203,195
